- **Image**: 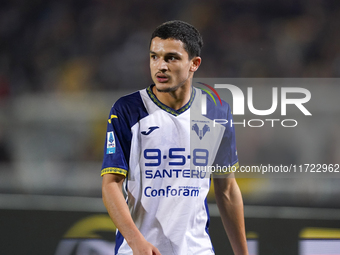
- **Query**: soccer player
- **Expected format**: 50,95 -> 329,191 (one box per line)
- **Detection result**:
101,20 -> 248,255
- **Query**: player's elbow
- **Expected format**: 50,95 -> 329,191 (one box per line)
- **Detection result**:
214,178 -> 242,205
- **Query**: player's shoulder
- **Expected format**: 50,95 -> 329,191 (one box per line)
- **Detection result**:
112,86 -> 150,114
113,90 -> 142,111
110,88 -> 149,126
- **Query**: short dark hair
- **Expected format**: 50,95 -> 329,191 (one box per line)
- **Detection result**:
150,20 -> 203,59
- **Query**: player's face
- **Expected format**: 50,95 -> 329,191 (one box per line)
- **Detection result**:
150,37 -> 201,93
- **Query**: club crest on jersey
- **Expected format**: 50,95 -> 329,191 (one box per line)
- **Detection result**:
192,124 -> 210,140
106,131 -> 116,154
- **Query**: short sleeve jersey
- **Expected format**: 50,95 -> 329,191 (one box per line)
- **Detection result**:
101,85 -> 238,255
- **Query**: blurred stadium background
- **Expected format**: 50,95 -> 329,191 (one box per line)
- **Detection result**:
0,0 -> 340,254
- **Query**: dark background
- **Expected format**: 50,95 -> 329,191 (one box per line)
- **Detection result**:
1,0 -> 340,254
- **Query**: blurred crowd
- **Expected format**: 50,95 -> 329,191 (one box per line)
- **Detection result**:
1,0 -> 340,97
0,1 -> 340,205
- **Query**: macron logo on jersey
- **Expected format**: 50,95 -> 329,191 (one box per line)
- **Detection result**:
141,126 -> 159,135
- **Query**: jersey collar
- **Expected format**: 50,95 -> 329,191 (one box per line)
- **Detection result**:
146,84 -> 196,116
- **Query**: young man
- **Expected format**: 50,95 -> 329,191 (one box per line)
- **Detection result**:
101,20 -> 248,255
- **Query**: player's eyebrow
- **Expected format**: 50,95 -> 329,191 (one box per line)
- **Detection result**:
166,52 -> 181,57
150,51 -> 182,57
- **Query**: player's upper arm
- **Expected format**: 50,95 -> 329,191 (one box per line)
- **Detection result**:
102,173 -> 125,189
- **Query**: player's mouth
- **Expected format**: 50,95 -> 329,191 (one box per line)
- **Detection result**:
156,73 -> 170,83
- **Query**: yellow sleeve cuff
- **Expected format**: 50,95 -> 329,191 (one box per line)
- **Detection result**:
101,167 -> 128,177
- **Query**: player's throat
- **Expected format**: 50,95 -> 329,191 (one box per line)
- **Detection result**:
152,83 -> 192,111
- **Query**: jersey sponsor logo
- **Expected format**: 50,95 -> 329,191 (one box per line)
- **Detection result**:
143,148 -> 210,173
192,123 -> 210,140
106,131 -> 116,154
141,126 -> 159,135
145,169 -> 207,179
144,185 -> 200,198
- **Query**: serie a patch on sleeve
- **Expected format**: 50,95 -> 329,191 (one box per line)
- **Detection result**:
106,131 -> 116,154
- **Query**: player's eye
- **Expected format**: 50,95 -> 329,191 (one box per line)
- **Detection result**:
166,56 -> 177,61
150,55 -> 157,60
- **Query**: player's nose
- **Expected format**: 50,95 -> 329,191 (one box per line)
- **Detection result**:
158,58 -> 168,71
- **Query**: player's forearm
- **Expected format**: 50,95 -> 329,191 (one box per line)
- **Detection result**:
102,176 -> 144,247
214,178 -> 248,255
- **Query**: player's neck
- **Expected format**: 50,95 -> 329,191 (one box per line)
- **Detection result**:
152,83 -> 192,110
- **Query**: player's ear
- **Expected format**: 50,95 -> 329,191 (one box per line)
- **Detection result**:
190,56 -> 201,72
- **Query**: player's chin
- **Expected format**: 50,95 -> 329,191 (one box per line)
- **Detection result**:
154,82 -> 174,93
